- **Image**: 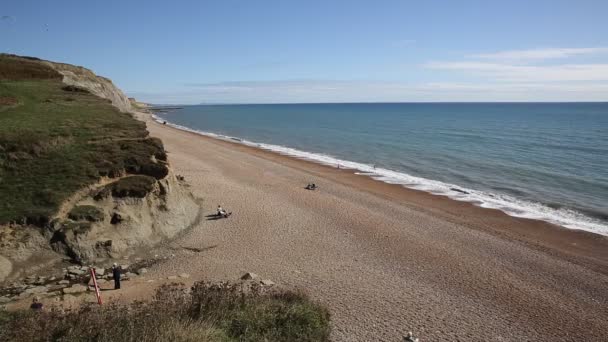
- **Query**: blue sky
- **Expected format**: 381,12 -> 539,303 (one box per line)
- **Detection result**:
2,0 -> 608,103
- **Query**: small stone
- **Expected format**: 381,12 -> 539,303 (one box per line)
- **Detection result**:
179,273 -> 190,279
68,269 -> 86,276
95,268 -> 105,276
24,286 -> 48,295
58,280 -> 70,285
120,264 -> 129,271
48,276 -> 57,282
260,279 -> 275,286
62,284 -> 88,294
34,276 -> 46,285
0,296 -> 10,304
137,268 -> 148,275
240,272 -> 260,281
47,284 -> 67,292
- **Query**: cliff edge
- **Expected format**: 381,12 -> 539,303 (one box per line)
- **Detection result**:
0,54 -> 199,282
43,60 -> 133,113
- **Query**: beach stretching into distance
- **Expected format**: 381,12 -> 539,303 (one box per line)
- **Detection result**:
139,113 -> 608,341
3,2 -> 608,341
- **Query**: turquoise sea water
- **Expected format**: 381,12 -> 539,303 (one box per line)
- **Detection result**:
155,103 -> 608,235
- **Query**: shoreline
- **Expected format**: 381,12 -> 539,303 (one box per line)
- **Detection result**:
151,116 -> 608,276
151,114 -> 608,237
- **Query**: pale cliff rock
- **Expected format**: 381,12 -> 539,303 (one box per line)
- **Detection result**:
0,57 -> 200,283
51,170 -> 201,262
43,61 -> 133,113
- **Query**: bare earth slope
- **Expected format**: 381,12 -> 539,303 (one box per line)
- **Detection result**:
146,119 -> 608,341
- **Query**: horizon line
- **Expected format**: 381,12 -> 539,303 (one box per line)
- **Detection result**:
148,100 -> 608,106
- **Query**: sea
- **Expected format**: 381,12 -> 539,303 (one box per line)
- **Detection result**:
153,103 -> 608,236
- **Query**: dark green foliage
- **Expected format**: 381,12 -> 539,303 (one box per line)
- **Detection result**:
91,138 -> 169,179
62,220 -> 93,234
68,205 -> 104,222
0,55 -> 169,225
0,282 -> 331,342
104,175 -> 157,198
61,85 -> 90,93
188,283 -> 332,341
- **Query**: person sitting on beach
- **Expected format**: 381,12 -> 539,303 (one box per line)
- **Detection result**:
305,183 -> 317,190
217,205 -> 231,218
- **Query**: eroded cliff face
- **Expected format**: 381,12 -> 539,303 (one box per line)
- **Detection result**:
50,170 -> 201,263
0,57 -> 200,283
43,61 -> 133,113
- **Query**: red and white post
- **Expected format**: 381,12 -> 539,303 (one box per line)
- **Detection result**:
89,267 -> 102,305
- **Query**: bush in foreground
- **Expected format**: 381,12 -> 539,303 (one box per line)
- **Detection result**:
0,282 -> 331,342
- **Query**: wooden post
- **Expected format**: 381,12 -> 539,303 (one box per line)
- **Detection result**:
90,267 -> 102,305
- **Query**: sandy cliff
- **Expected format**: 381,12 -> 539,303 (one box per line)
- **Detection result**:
43,61 -> 133,113
50,170 -> 200,263
0,56 -> 199,282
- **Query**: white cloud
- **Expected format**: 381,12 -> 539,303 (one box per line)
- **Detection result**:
470,47 -> 608,62
426,46 -> 608,83
130,47 -> 608,104
128,79 -> 608,104
420,82 -> 608,93
425,62 -> 608,82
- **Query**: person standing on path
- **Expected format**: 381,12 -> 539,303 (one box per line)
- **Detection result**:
112,263 -> 121,290
30,297 -> 43,310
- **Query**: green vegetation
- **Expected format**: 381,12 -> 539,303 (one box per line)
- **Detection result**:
67,205 -> 104,222
0,54 -> 167,225
95,175 -> 158,199
61,220 -> 92,235
0,55 -> 60,81
0,282 -> 331,342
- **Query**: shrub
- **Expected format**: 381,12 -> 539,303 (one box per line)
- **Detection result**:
106,175 -> 157,198
61,85 -> 90,93
0,282 -> 331,342
68,205 -> 104,222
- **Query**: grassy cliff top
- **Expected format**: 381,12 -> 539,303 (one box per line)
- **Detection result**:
0,54 -> 166,225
